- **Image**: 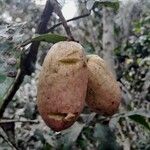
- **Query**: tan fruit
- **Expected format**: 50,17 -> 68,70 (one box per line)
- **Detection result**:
86,54 -> 121,116
37,41 -> 88,131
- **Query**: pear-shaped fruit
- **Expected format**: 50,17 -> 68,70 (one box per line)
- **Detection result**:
86,54 -> 121,116
37,41 -> 88,131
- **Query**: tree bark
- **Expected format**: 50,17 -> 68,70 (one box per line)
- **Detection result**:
102,7 -> 116,78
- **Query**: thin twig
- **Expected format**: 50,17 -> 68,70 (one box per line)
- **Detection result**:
0,119 -> 39,124
46,11 -> 91,32
0,70 -> 24,119
20,39 -> 32,47
52,0 -> 75,40
24,0 -> 54,75
21,12 -> 91,47
0,127 -> 18,150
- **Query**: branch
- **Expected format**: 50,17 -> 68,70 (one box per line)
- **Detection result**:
0,70 -> 24,118
0,127 -> 18,150
24,0 -> 54,75
0,119 -> 39,124
52,0 -> 75,40
0,0 -> 54,119
46,11 -> 91,32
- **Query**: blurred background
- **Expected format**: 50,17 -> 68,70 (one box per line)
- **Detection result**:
0,0 -> 150,149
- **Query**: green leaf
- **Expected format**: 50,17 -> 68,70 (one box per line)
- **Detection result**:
0,40 -> 21,110
92,1 -> 119,12
0,74 -> 6,83
22,33 -> 68,46
31,33 -> 68,43
43,143 -> 53,150
128,114 -> 150,130
110,110 -> 150,131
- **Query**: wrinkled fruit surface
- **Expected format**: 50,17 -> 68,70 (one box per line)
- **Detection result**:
86,54 -> 121,116
37,41 -> 88,131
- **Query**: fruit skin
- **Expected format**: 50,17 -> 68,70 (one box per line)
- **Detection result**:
86,54 -> 121,116
37,41 -> 88,131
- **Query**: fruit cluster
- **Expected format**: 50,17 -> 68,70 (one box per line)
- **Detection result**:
37,41 -> 121,131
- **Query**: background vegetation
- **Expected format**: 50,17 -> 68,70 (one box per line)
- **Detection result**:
0,0 -> 149,149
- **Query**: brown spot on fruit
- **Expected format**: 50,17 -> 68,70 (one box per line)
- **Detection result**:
48,113 -> 67,120
67,50 -> 78,56
52,68 -> 58,73
59,58 -> 80,64
83,61 -> 87,68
